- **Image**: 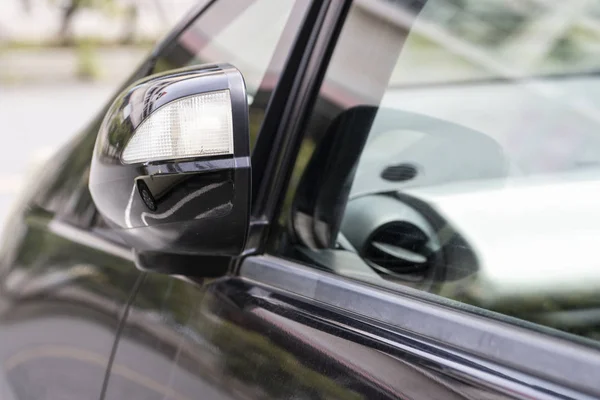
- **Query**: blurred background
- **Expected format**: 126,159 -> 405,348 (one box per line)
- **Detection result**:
0,0 -> 199,227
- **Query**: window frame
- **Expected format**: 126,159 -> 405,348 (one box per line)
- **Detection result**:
240,255 -> 600,398
246,0 -> 354,247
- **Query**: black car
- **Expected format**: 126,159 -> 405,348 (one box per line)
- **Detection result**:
3,0 -> 600,399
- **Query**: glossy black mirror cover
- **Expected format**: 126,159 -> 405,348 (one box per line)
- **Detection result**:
89,63 -> 250,264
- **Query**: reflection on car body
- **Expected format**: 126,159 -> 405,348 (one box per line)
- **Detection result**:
3,0 -> 600,399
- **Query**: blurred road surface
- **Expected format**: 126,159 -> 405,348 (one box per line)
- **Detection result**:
0,83 -> 116,228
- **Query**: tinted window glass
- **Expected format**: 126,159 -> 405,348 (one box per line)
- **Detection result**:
153,0 -> 305,149
272,0 -> 600,345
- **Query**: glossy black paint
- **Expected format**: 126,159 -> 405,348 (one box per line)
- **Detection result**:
250,0 -> 333,216
89,64 -> 251,264
2,0 -> 600,399
242,256 -> 600,398
0,206 -> 140,400
252,0 -> 354,224
101,267 -> 589,400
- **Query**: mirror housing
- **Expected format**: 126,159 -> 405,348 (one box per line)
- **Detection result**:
89,64 -> 250,273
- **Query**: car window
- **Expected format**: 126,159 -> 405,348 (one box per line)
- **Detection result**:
152,0 -> 306,150
270,0 -> 600,346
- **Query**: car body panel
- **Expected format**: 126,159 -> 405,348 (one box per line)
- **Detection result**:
103,269 -> 539,400
0,212 -> 139,400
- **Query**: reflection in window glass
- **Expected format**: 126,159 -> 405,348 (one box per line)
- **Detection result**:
153,0 -> 301,149
274,0 -> 600,345
393,0 -> 600,85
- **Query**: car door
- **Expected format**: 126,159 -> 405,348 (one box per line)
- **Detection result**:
0,1 -> 307,399
105,0 -> 600,399
0,59 -> 153,400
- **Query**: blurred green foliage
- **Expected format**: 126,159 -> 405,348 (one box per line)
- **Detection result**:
75,39 -> 101,80
210,319 -> 363,400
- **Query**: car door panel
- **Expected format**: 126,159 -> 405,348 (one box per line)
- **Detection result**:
102,260 -> 576,400
0,210 -> 140,400
103,272 -> 244,400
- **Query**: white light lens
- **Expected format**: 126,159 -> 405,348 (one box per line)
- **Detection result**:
122,90 -> 234,164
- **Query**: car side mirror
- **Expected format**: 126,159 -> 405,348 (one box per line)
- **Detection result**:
89,63 -> 250,274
